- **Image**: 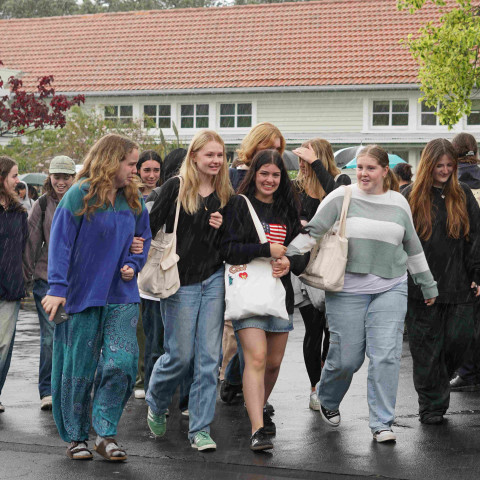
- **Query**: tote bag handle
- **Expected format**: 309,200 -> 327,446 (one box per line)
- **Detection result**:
337,186 -> 352,239
238,194 -> 268,245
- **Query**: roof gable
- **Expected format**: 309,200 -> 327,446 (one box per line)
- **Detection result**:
0,0 -> 459,93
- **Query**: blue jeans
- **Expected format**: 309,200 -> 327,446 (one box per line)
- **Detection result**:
33,279 -> 54,399
0,300 -> 20,396
318,281 -> 407,433
146,267 -> 225,441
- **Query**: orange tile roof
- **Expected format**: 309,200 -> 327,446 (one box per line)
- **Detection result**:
0,0 -> 464,93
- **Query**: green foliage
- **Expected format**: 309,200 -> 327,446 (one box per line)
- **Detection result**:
398,0 -> 480,128
0,106 -> 185,173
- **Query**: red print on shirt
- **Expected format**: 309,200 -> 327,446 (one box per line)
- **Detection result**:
262,222 -> 287,245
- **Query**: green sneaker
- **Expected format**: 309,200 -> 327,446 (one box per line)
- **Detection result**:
191,431 -> 216,451
147,407 -> 166,437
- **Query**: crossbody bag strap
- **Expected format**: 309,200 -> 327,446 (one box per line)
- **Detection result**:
337,185 -> 352,239
239,194 -> 268,244
172,176 -> 184,235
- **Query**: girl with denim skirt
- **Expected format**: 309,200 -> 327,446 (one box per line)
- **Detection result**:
221,149 -> 308,451
42,134 -> 151,461
146,130 -> 233,451
0,156 -> 28,414
288,145 -> 438,443
291,138 -> 351,411
403,138 -> 480,425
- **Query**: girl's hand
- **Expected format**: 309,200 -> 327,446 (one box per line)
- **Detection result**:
424,297 -> 436,306
41,295 -> 66,322
292,145 -> 317,164
270,243 -> 287,259
121,265 -> 135,282
271,256 -> 290,278
130,236 -> 145,254
472,282 -> 480,297
209,211 -> 223,229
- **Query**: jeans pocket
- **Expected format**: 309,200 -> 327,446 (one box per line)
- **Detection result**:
327,331 -> 341,369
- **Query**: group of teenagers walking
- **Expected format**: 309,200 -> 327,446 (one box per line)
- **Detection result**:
1,121 -> 480,461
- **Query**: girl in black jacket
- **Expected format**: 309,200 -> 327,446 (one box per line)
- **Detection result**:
221,149 -> 308,451
0,156 -> 28,413
404,138 -> 480,425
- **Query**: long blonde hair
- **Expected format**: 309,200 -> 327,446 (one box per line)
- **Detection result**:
296,138 -> 341,199
179,130 -> 233,214
77,134 -> 142,219
236,122 -> 285,166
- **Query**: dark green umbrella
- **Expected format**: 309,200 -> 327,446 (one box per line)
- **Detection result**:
19,173 -> 47,186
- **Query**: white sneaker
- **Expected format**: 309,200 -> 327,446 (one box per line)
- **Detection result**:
309,391 -> 320,411
181,409 -> 189,417
40,395 -> 53,411
373,430 -> 396,443
134,389 -> 146,399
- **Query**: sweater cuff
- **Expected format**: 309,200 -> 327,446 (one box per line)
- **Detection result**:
421,284 -> 438,300
260,242 -> 271,258
47,284 -> 68,298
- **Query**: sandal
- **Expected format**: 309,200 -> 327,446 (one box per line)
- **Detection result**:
94,437 -> 127,462
66,441 -> 93,460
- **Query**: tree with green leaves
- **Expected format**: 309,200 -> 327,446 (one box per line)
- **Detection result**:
398,0 -> 480,128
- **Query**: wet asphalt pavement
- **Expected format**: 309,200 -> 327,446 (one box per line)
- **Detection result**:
1,302 -> 480,480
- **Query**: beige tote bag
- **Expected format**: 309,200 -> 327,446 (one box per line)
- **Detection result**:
299,186 -> 352,292
138,177 -> 183,299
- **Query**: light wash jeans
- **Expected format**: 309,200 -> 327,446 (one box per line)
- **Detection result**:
146,267 -> 225,442
0,300 -> 20,396
318,281 -> 407,433
33,279 -> 54,399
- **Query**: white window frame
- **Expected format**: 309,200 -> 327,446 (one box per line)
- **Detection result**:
371,99 -> 409,128
466,99 -> 480,127
179,103 -> 210,130
218,102 -> 253,129
143,104 -> 172,130
104,105 -> 133,124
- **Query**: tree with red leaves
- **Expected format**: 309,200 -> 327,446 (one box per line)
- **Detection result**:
0,60 -> 85,136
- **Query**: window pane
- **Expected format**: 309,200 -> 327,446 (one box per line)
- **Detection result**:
468,112 -> 480,125
158,117 -> 171,129
237,116 -> 252,128
373,101 -> 389,113
196,116 -> 209,128
220,103 -> 235,115
120,105 -> 133,117
105,105 -> 118,117
421,114 -> 437,126
220,116 -> 235,128
392,100 -> 409,113
144,105 -> 156,117
144,116 -> 156,129
421,102 -> 436,113
120,118 -> 131,125
181,104 -> 194,116
181,117 -> 193,128
392,114 -> 408,126
196,104 -> 209,116
372,114 -> 389,126
238,103 -> 252,115
158,105 -> 171,117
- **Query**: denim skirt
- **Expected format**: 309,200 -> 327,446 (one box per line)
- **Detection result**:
232,314 -> 293,333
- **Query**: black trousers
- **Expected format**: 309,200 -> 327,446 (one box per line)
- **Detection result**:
406,299 -> 474,421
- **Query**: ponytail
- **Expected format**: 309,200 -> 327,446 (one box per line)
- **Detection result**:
384,169 -> 399,192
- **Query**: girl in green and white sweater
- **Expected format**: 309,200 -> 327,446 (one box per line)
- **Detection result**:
288,145 -> 437,443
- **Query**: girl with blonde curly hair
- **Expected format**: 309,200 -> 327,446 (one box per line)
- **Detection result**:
42,133 -> 152,461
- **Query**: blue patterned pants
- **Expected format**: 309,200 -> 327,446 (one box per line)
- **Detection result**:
52,303 -> 139,442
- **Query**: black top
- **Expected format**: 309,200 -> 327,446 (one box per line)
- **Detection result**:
147,177 -> 225,286
220,194 -> 309,314
0,202 -> 28,301
403,182 -> 480,304
294,160 -> 351,222
229,167 -> 248,192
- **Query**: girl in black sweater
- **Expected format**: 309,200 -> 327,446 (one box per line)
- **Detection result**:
291,139 -> 351,411
221,149 -> 308,451
0,156 -> 28,413
404,138 -> 480,425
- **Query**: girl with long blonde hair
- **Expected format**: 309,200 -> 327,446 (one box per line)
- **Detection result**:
42,134 -> 152,461
404,138 -> 480,425
290,138 -> 350,411
146,130 -> 233,451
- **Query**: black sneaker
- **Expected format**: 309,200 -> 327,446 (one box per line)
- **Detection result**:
262,410 -> 276,435
320,404 -> 341,427
450,375 -> 480,392
420,415 -> 444,425
250,427 -> 273,451
264,401 -> 275,415
220,381 -> 242,404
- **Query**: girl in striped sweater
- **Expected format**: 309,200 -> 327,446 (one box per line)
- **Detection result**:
288,145 -> 437,443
